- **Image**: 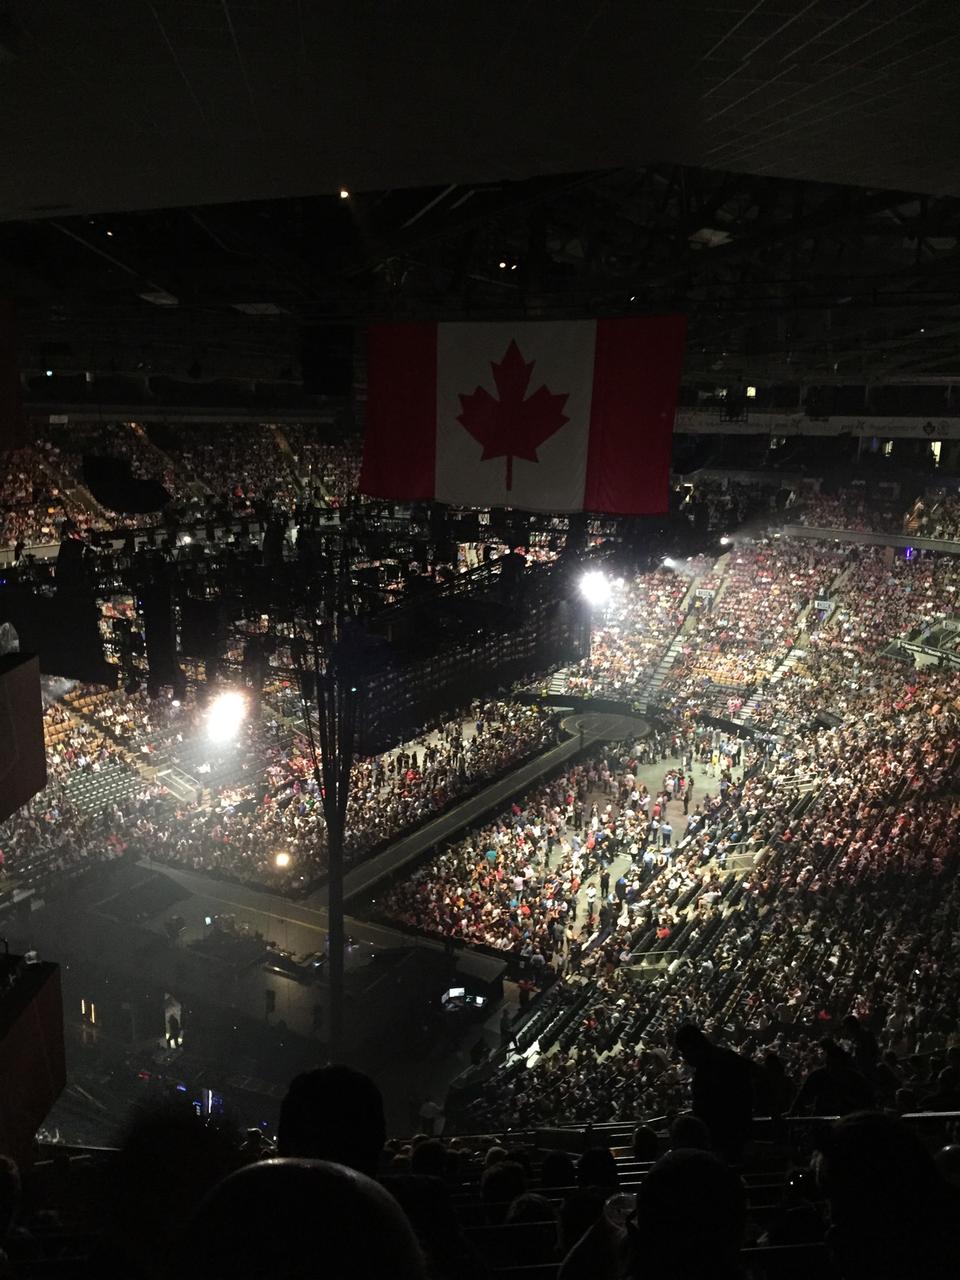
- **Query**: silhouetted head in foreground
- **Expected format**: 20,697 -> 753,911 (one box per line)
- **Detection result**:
184,1158 -> 425,1280
815,1111 -> 960,1280
632,1124 -> 659,1163
631,1149 -> 746,1279
277,1064 -> 386,1177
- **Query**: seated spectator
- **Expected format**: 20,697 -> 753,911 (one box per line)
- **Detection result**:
183,1158 -> 425,1280
920,1066 -> 960,1112
277,1065 -> 386,1177
631,1124 -> 659,1163
505,1193 -> 559,1264
669,1114 -> 712,1152
629,1150 -> 747,1280
540,1150 -> 576,1189
815,1112 -> 960,1279
481,1161 -> 528,1226
576,1147 -> 619,1191
98,1098 -> 239,1280
409,1138 -> 446,1179
558,1187 -> 607,1257
792,1040 -> 875,1116
0,1156 -> 21,1274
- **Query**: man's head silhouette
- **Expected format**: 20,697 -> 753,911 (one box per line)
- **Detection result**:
277,1065 -> 386,1177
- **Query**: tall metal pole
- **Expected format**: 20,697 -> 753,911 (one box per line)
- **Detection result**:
313,658 -> 356,1061
292,536 -> 358,1064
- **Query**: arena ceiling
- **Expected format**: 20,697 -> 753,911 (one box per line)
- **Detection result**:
4,1 -> 960,392
9,166 -> 960,390
3,0 -> 960,219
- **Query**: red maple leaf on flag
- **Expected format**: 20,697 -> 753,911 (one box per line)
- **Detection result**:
457,339 -> 569,491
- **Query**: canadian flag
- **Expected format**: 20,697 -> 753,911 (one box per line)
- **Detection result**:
359,316 -> 686,515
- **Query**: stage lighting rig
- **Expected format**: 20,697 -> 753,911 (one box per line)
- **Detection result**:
579,569 -> 611,607
205,690 -> 247,743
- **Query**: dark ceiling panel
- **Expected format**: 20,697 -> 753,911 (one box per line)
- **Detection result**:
4,1 -> 959,220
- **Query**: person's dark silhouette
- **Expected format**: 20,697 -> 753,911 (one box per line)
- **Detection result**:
632,1124 -> 659,1163
481,1160 -> 528,1225
576,1146 -> 619,1190
675,1023 -> 753,1163
792,1040 -> 875,1116
96,1097 -> 239,1280
558,1187 -> 606,1256
753,1052 -> 794,1117
815,1112 -> 960,1279
409,1138 -> 446,1178
277,1064 -> 386,1177
182,1158 -> 425,1280
921,1066 -> 960,1112
0,1156 -> 20,1246
505,1193 -> 559,1265
630,1150 -> 746,1280
540,1150 -> 576,1190
670,1113 -> 712,1151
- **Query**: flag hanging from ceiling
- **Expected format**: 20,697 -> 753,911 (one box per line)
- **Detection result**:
359,316 -> 685,515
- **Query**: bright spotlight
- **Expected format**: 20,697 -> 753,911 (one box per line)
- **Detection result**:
274,851 -> 291,869
579,570 -> 611,607
662,557 -> 675,569
339,188 -> 350,199
206,690 -> 247,743
720,534 -> 732,546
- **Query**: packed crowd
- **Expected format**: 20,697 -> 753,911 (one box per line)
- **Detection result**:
0,448 -> 82,548
132,699 -> 555,887
0,702 -> 160,887
914,493 -> 960,541
456,663 -> 960,1132
283,427 -> 363,505
379,725 -> 736,960
42,421 -> 191,516
0,693 -> 555,891
339,521 -> 960,1163
677,476 -> 789,531
167,423 -> 301,514
794,487 -> 907,533
748,545 -> 960,729
564,568 -> 691,701
665,542 -> 837,705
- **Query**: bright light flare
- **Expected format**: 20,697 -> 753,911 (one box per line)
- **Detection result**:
206,691 -> 248,743
579,570 -> 611,607
720,534 -> 732,546
274,851 -> 291,869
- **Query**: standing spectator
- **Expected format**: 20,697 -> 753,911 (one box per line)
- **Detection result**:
675,1024 -> 753,1164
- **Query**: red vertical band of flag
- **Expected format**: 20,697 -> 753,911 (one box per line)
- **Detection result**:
0,299 -> 26,449
584,315 -> 687,516
360,323 -> 437,500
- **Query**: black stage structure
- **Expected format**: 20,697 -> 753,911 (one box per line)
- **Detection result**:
0,496 -> 700,1058
279,532 -> 592,1058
